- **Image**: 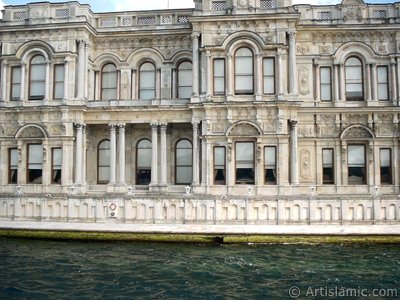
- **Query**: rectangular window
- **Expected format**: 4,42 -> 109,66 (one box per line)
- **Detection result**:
11,66 -> 21,101
235,142 -> 254,185
380,148 -> 392,185
214,147 -> 226,185
348,145 -> 366,185
52,148 -> 62,184
320,67 -> 332,101
263,58 -> 275,94
264,146 -> 276,185
53,64 -> 64,100
322,148 -> 334,184
27,144 -> 43,184
9,148 -> 18,184
213,59 -> 225,95
377,66 -> 389,101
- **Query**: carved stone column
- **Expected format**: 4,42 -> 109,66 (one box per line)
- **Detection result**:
289,120 -> 299,185
63,58 -> 70,100
366,63 -> 372,102
277,48 -> 284,99
333,64 -> 339,102
77,40 -> 86,99
151,123 -> 159,185
74,123 -> 84,185
371,63 -> 377,101
118,124 -> 126,185
109,124 -> 117,185
192,33 -> 200,97
1,60 -> 7,101
20,63 -> 26,101
44,61 -> 51,102
391,60 -> 397,106
288,31 -> 297,95
192,121 -> 200,185
339,64 -> 346,101
227,54 -> 234,96
160,124 -> 168,186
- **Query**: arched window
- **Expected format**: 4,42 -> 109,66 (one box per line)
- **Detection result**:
136,139 -> 152,185
235,47 -> 254,95
139,62 -> 156,100
29,55 -> 46,100
175,139 -> 192,185
98,140 -> 110,184
101,64 -> 117,100
177,61 -> 193,99
345,57 -> 364,101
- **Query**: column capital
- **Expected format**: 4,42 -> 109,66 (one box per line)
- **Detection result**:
150,123 -> 159,129
109,123 -> 117,130
191,33 -> 200,40
192,121 -> 200,129
160,123 -> 168,132
74,123 -> 86,130
289,119 -> 298,130
117,123 -> 126,129
288,30 -> 297,41
1,59 -> 8,67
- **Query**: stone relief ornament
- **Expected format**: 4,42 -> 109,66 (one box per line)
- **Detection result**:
342,127 -> 373,139
300,150 -> 311,180
297,44 -> 309,55
228,123 -> 260,136
299,67 -> 310,95
17,126 -> 46,138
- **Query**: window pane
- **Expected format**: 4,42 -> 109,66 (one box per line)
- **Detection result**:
29,144 -> 43,166
137,140 -> 152,168
214,59 -> 224,76
140,90 -> 155,100
323,149 -> 333,166
214,78 -> 225,94
236,57 -> 253,74
177,148 -> 192,165
31,65 -> 46,80
235,76 -> 253,91
55,65 -> 64,81
30,82 -> 46,96
176,167 -> 192,184
264,77 -> 275,94
12,67 -> 21,82
140,72 -> 155,88
214,147 -> 225,168
320,67 -> 331,83
380,149 -> 390,167
179,87 -> 192,99
264,147 -> 276,167
236,142 -> 254,162
10,149 -> 18,167
98,166 -> 110,182
348,145 -> 365,166
52,148 -> 62,169
380,148 -> 392,184
377,66 -> 388,100
263,58 -> 274,76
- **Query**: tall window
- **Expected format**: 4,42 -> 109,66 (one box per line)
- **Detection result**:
9,148 -> 18,184
235,47 -> 253,95
263,58 -> 275,94
53,64 -> 64,100
377,66 -> 389,101
136,139 -> 152,185
101,64 -> 117,100
214,147 -> 226,185
345,57 -> 363,101
139,62 -> 156,100
320,67 -> 332,101
322,148 -> 334,184
235,142 -> 255,184
177,61 -> 193,99
213,59 -> 225,95
98,140 -> 110,184
29,55 -> 46,100
264,146 -> 276,184
11,66 -> 21,101
380,148 -> 392,185
52,148 -> 62,184
175,139 -> 192,185
27,144 -> 43,184
348,145 -> 366,185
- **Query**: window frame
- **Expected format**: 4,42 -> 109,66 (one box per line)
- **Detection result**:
264,146 -> 277,185
234,47 -> 254,95
345,56 -> 364,101
263,57 -> 275,95
139,62 -> 156,100
235,141 -> 255,185
136,139 -> 152,186
175,139 -> 193,185
51,147 -> 62,184
347,144 -> 366,185
380,148 -> 392,185
177,61 -> 193,99
322,148 -> 334,184
320,66 -> 332,101
101,63 -> 118,101
377,65 -> 389,101
97,139 -> 111,185
29,55 -> 46,101
213,146 -> 226,185
8,148 -> 18,184
11,66 -> 21,101
213,58 -> 226,96
53,64 -> 64,100
27,143 -> 43,184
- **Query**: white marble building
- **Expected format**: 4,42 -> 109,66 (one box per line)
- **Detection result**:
0,0 -> 399,224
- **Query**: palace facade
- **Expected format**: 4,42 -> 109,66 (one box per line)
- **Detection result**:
0,0 -> 399,224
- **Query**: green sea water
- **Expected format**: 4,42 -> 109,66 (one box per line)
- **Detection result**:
0,237 -> 399,299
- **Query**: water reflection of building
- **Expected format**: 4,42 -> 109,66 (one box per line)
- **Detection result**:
0,0 -> 399,224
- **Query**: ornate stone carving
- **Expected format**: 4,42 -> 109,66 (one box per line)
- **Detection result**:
342,127 -> 373,139
228,123 -> 260,136
300,150 -> 311,180
297,44 -> 309,55
299,67 -> 310,95
17,126 -> 46,139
